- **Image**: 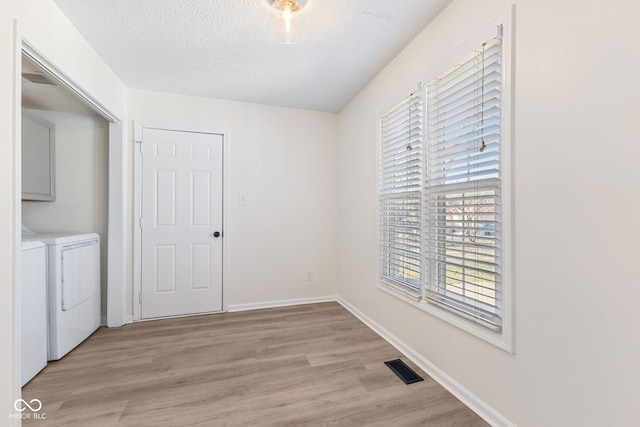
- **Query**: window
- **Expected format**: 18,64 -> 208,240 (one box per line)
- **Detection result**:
379,91 -> 423,295
425,35 -> 503,331
378,22 -> 511,349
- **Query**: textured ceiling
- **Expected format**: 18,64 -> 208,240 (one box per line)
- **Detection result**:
52,0 -> 452,112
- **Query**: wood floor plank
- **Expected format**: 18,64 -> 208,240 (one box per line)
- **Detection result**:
22,302 -> 488,426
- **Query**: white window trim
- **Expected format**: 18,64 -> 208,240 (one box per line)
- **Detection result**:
378,278 -> 422,302
376,10 -> 514,353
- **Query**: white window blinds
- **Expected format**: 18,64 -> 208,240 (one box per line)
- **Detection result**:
379,91 -> 423,292
425,35 -> 503,331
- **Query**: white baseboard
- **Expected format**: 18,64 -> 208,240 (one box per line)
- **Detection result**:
228,295 -> 338,312
106,314 -> 132,328
337,297 -> 515,427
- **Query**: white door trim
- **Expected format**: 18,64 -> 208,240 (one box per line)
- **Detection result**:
133,122 -> 229,321
10,20 -> 22,423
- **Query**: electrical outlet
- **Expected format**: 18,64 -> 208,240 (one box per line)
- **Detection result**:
306,270 -> 313,282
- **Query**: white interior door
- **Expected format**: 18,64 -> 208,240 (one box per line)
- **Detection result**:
140,128 -> 223,318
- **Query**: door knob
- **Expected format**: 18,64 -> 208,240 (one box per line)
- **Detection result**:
213,231 -> 221,238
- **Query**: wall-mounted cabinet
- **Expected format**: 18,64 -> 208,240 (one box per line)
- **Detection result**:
22,111 -> 56,201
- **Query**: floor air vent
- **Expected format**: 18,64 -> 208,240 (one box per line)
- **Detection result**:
384,359 -> 424,384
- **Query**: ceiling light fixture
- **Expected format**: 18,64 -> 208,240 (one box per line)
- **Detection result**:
269,0 -> 308,45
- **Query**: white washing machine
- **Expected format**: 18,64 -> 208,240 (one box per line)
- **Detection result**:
20,239 -> 48,386
22,227 -> 101,360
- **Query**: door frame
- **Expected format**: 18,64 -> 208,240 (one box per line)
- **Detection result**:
133,122 -> 229,321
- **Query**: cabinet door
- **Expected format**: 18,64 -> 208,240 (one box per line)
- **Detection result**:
22,111 -> 56,201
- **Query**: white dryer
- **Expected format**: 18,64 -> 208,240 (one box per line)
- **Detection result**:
22,228 -> 101,360
20,240 -> 47,386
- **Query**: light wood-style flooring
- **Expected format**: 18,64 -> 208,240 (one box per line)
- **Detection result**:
22,302 -> 489,426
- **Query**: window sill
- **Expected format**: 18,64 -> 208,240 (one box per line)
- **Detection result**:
378,280 -> 421,302
377,281 -> 513,353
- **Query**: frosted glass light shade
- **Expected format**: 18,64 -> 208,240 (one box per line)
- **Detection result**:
268,15 -> 308,44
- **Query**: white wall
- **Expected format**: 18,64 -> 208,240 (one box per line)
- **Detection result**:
128,90 -> 340,315
1,0 -> 127,421
22,110 -> 109,321
338,0 -> 640,426
0,12 -> 20,422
